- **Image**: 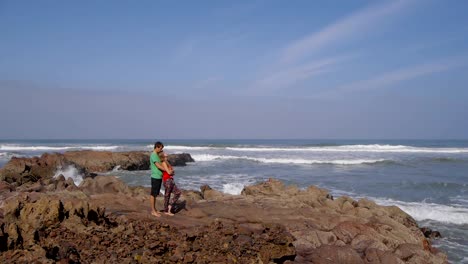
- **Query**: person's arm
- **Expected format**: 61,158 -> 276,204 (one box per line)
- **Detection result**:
159,161 -> 173,174
155,161 -> 166,171
167,164 -> 174,175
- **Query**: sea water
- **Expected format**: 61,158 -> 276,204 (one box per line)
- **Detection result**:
1,139 -> 467,262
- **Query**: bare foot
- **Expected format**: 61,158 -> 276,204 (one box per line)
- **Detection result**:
151,211 -> 161,217
164,211 -> 174,216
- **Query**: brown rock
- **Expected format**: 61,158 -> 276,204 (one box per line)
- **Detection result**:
200,185 -> 224,200
420,227 -> 442,239
0,151 -> 194,187
308,245 -> 364,264
79,176 -> 132,195
0,177 -> 448,263
0,181 -> 13,193
64,151 -> 149,172
167,153 -> 194,166
0,153 -> 73,184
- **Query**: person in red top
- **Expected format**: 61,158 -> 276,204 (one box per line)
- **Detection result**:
158,151 -> 182,216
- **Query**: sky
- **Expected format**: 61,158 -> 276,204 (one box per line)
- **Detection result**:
0,0 -> 467,139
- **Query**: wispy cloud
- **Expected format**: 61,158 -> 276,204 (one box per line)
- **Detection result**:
251,54 -> 355,94
320,56 -> 468,97
172,30 -> 249,65
247,0 -> 413,95
280,0 -> 410,65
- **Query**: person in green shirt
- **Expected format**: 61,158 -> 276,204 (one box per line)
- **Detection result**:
150,141 -> 166,217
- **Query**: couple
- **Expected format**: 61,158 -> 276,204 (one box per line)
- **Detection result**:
150,141 -> 182,217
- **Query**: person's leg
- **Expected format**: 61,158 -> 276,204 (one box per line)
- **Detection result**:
170,182 -> 182,209
150,178 -> 161,217
163,180 -> 171,212
165,179 -> 175,216
150,195 -> 160,217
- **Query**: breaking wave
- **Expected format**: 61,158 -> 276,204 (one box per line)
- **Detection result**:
0,145 -> 119,151
225,144 -> 468,153
53,165 -> 84,186
372,198 -> 468,225
163,145 -> 215,151
0,152 -> 11,159
145,144 -> 468,154
222,182 -> 246,195
192,154 -> 388,165
0,152 -> 24,160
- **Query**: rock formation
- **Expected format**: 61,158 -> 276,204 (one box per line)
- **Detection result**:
0,174 -> 447,263
0,151 -> 194,185
0,176 -> 295,263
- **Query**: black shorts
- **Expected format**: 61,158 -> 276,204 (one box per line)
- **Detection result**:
151,178 -> 162,197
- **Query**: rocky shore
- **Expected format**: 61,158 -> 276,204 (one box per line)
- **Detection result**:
0,151 -> 447,263
0,151 -> 194,185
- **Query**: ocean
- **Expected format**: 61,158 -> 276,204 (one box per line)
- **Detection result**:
1,139 -> 467,262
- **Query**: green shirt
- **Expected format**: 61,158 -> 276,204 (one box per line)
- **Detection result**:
150,152 -> 162,179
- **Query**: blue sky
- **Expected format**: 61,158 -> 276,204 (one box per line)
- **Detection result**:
1,0 -> 467,139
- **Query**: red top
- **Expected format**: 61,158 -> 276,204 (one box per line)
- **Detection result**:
162,163 -> 173,182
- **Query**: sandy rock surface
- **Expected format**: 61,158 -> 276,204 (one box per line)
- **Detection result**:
0,175 -> 447,263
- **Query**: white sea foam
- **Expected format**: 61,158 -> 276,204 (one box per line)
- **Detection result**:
78,146 -> 119,150
53,165 -> 84,186
112,165 -> 121,172
191,154 -> 239,161
0,152 -> 23,160
372,198 -> 468,225
439,239 -> 468,251
450,195 -> 468,206
0,145 -> 119,151
192,154 -> 386,165
222,182 -> 246,195
175,173 -> 255,195
145,144 -> 213,150
255,158 -> 386,165
226,144 -> 468,153
164,145 -> 215,151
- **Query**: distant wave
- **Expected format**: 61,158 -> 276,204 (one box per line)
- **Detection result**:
372,198 -> 468,225
226,144 -> 468,153
151,144 -> 468,154
450,195 -> 468,207
164,145 -> 215,151
0,145 -> 119,151
192,154 -> 388,165
0,152 -> 23,160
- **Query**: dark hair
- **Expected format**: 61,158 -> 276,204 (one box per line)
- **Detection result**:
154,141 -> 164,149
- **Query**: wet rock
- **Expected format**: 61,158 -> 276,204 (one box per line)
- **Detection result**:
63,150 -> 150,172
0,151 -> 194,187
0,153 -> 74,184
420,227 -> 442,239
167,153 -> 194,166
